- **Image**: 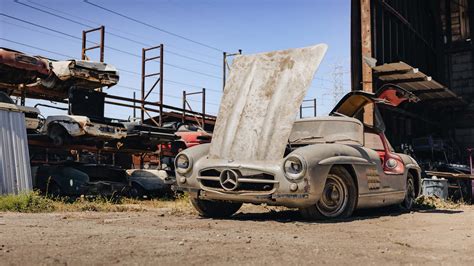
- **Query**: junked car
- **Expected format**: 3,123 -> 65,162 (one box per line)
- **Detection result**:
41,59 -> 119,91
41,115 -> 127,146
127,169 -> 176,198
174,45 -> 422,220
33,163 -> 130,197
118,121 -> 178,151
0,47 -> 50,85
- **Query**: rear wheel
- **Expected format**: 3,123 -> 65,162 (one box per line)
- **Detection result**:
48,124 -> 70,146
300,166 -> 357,220
190,197 -> 242,218
400,173 -> 416,210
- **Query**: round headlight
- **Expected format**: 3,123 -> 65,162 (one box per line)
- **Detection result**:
283,155 -> 306,180
176,154 -> 192,174
386,158 -> 398,169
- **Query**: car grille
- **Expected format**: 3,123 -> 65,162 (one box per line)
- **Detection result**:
198,168 -> 277,193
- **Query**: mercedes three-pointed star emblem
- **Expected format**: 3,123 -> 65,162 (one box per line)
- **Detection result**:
219,169 -> 240,191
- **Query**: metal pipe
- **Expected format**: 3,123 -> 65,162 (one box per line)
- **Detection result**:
202,88 -> 206,128
141,47 -> 146,122
133,92 -> 136,119
100,25 -> 105,62
81,30 -> 86,60
223,51 -> 227,91
314,98 -> 317,117
182,90 -> 186,123
159,44 -> 164,126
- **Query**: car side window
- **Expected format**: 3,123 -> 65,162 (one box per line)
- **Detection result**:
364,132 -> 384,151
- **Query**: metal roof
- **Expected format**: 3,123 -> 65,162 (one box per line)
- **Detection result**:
373,61 -> 465,106
0,109 -> 33,195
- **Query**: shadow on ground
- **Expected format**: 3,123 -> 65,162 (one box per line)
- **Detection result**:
225,205 -> 464,224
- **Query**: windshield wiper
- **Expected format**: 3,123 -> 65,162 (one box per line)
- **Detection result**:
289,136 -> 324,143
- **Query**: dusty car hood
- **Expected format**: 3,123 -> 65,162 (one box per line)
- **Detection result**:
209,44 -> 327,161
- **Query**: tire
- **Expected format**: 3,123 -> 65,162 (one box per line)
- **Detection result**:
300,166 -> 357,220
130,183 -> 147,199
46,180 -> 62,198
190,197 -> 242,218
400,173 -> 416,210
48,124 -> 69,146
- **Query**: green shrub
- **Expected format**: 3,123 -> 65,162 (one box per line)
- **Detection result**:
0,191 -> 56,212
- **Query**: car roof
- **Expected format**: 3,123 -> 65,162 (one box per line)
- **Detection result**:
294,116 -> 363,126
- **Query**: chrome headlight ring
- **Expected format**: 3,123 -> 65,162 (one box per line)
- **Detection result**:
283,155 -> 307,181
175,153 -> 193,174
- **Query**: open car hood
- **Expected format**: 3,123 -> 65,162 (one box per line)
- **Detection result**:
209,44 -> 327,161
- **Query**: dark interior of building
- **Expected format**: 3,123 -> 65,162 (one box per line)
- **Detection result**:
351,0 -> 474,167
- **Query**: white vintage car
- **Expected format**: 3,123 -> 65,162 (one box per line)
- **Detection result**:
174,45 -> 422,220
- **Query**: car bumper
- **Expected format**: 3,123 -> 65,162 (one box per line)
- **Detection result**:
175,159 -> 330,208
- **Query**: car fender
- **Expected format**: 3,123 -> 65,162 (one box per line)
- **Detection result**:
43,115 -> 89,137
288,143 -> 373,203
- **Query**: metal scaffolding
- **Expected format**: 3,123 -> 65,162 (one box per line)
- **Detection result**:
182,88 -> 207,128
141,45 -> 164,126
300,98 -> 317,118
81,26 -> 105,62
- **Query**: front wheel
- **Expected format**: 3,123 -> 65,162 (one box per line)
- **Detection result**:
190,197 -> 242,218
400,173 -> 416,210
300,166 -> 357,220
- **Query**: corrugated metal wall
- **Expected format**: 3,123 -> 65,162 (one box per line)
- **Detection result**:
0,108 -> 32,195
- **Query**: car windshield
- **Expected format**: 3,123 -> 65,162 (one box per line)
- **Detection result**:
289,118 -> 363,145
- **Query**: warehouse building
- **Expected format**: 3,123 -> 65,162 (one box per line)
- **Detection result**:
351,0 -> 474,164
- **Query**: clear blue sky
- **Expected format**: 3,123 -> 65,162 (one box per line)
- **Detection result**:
0,0 -> 351,119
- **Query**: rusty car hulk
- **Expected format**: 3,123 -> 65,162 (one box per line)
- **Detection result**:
174,45 -> 422,220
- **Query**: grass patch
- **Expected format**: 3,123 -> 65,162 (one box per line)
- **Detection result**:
414,195 -> 462,210
0,191 -> 55,213
0,191 -> 193,213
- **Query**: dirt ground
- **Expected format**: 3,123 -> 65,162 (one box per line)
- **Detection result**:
1,204 -> 473,266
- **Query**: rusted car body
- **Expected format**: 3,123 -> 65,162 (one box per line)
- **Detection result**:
41,115 -> 127,146
118,122 -> 177,151
0,48 -> 50,85
41,60 -> 119,91
162,122 -> 212,150
174,45 -> 422,220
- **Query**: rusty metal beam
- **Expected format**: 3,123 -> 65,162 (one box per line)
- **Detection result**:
81,26 -> 105,62
360,0 -> 373,125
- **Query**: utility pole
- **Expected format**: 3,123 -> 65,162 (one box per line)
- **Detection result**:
360,0 -> 373,125
223,49 -> 242,90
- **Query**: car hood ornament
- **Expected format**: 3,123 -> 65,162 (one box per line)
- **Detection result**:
209,44 -> 328,161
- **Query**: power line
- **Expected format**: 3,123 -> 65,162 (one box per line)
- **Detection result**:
83,0 -> 223,52
12,0 -> 222,67
114,85 -> 220,106
0,37 -> 222,95
25,0 -> 220,60
1,14 -> 221,79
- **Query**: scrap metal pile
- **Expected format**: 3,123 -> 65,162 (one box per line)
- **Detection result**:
0,47 -> 210,198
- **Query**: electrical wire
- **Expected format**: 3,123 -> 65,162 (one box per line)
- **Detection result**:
18,0 -> 221,62
1,14 -> 222,79
83,0 -> 224,52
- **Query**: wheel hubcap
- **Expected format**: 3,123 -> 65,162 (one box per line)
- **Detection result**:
316,174 -> 348,217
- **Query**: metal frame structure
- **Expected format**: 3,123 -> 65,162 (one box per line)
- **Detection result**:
141,45 -> 164,126
81,26 -> 105,62
182,88 -> 206,128
299,98 -> 317,118
223,49 -> 242,90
